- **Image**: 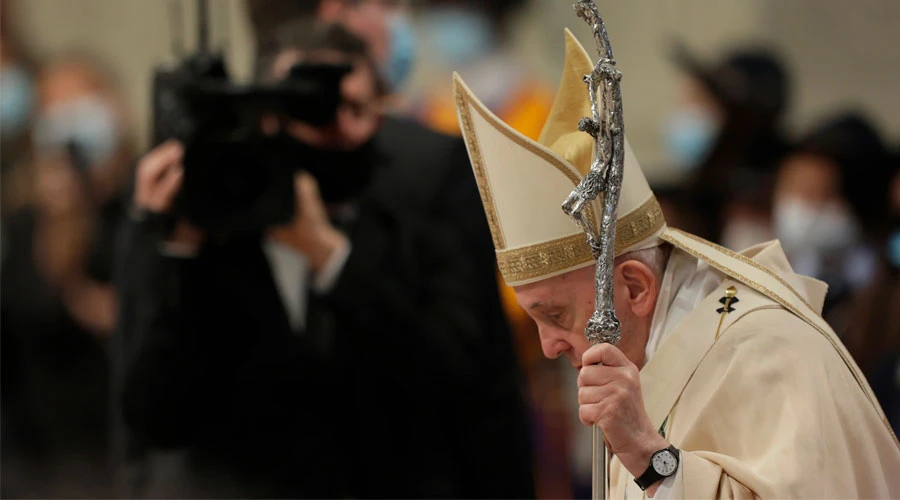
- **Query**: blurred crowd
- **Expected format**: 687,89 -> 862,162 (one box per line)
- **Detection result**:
0,0 -> 898,499
655,42 -> 900,444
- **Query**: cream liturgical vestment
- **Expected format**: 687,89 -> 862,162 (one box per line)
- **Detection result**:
620,235 -> 900,499
453,28 -> 900,499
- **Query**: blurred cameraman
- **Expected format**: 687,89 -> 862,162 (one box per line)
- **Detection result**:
116,19 -> 531,499
248,4 -> 534,499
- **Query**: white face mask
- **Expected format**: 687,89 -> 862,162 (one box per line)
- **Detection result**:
721,217 -> 773,252
773,197 -> 859,256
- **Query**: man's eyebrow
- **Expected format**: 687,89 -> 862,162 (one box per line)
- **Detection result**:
528,301 -> 557,311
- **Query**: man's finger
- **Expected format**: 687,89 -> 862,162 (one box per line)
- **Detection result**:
139,140 -> 184,182
295,172 -> 321,200
582,342 -> 630,368
577,363 -> 619,388
579,401 -> 607,427
158,165 -> 184,208
577,384 -> 615,406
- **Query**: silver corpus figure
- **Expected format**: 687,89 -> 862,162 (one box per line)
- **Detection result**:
560,1 -> 626,499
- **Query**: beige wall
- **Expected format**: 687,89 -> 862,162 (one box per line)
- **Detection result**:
13,0 -> 900,183
14,0 -> 256,149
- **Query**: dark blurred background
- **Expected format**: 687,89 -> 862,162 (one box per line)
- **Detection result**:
1,0 -> 898,498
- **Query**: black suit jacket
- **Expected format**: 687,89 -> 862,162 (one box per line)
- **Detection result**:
114,117 -> 535,499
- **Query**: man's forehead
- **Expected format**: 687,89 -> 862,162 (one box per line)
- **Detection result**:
272,49 -> 355,78
514,283 -> 563,310
514,266 -> 597,310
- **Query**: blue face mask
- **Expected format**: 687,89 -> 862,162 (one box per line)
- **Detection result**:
0,65 -> 35,140
382,12 -> 417,91
33,94 -> 119,169
423,7 -> 494,68
663,109 -> 719,171
888,228 -> 900,269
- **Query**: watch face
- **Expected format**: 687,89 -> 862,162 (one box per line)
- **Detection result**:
652,450 -> 678,476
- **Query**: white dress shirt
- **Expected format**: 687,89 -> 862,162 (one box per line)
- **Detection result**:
261,237 -> 350,332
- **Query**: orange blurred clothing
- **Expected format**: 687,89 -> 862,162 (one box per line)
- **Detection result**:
415,81 -> 555,372
421,82 -> 554,142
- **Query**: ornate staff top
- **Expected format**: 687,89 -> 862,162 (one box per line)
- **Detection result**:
561,0 -> 626,347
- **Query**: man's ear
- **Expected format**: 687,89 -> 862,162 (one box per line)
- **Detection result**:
616,260 -> 657,319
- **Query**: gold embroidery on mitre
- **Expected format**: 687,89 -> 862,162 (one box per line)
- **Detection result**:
455,79 -> 506,250
616,196 -> 665,253
496,196 -> 666,285
496,233 -> 594,285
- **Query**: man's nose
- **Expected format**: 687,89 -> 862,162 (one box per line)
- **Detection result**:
538,327 -> 569,360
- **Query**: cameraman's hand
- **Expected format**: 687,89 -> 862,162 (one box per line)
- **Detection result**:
135,140 -> 184,213
134,140 -> 203,248
269,173 -> 348,275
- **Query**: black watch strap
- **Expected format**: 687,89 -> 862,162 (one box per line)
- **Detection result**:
634,445 -> 680,491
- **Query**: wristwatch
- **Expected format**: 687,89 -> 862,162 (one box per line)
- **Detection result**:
634,445 -> 680,491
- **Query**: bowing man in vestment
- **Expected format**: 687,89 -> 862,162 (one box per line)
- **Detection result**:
452,29 -> 900,498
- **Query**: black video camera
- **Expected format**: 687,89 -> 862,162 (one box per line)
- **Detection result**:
150,1 -> 351,233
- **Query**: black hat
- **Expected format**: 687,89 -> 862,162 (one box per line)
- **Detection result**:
672,41 -> 789,119
796,111 -> 892,224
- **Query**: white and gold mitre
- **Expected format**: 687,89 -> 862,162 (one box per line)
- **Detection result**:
453,29 -> 666,287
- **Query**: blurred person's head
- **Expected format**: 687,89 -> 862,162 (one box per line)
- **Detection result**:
256,20 -> 387,202
30,52 -> 134,205
773,112 -> 892,258
248,0 -> 414,91
665,44 -> 790,173
666,44 -> 792,247
0,62 -> 34,142
418,0 -> 526,69
0,0 -> 38,170
651,184 -> 717,239
886,152 -> 900,270
0,51 -> 35,148
258,20 -> 386,151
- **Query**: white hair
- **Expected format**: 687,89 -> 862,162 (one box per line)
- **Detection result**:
616,244 -> 671,282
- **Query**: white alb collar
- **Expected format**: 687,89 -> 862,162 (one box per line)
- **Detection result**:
644,248 -> 726,365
